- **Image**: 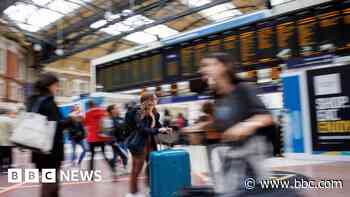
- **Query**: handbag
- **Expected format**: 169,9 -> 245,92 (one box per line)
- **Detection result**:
125,130 -> 144,154
10,97 -> 57,154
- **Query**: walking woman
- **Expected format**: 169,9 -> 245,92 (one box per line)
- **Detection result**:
125,94 -> 170,197
26,73 -> 71,197
198,52 -> 274,194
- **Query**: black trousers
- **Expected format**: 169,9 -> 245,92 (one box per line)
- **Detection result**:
88,142 -> 114,172
0,146 -> 12,172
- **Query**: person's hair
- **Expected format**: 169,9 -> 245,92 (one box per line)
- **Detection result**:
139,93 -> 157,119
164,109 -> 170,116
87,100 -> 96,109
202,101 -> 214,116
106,104 -> 116,114
203,52 -> 242,85
33,73 -> 59,96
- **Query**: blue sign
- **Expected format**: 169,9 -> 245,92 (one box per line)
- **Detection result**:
282,75 -> 305,153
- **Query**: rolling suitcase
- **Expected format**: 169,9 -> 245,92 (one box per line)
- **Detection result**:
149,148 -> 191,197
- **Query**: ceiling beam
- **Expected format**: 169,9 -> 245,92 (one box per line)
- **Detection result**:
0,0 -> 18,14
41,0 -> 232,64
46,0 -> 146,42
63,0 -> 174,47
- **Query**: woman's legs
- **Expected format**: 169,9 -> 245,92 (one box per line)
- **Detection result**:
71,140 -> 77,163
77,140 -> 87,165
129,154 -> 145,194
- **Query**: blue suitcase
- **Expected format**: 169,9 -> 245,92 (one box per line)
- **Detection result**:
149,149 -> 191,197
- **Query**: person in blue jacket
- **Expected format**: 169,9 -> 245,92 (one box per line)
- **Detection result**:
125,93 -> 170,197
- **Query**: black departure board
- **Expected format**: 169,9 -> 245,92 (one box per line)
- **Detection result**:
105,66 -> 113,90
239,27 -> 257,66
223,31 -> 240,62
208,36 -> 222,53
318,10 -> 340,47
297,12 -> 319,56
112,64 -> 120,86
180,44 -> 194,75
140,56 -> 148,82
276,17 -> 299,57
341,5 -> 350,49
193,41 -> 207,72
145,56 -> 153,81
152,54 -> 162,81
121,62 -> 129,85
164,50 -> 180,77
257,22 -> 276,63
132,59 -> 141,84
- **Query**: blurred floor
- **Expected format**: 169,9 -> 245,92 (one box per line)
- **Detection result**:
0,147 -> 349,197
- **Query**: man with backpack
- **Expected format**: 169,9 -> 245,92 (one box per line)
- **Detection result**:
68,105 -> 88,166
105,104 -> 129,171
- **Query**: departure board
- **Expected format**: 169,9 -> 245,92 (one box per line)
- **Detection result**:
105,66 -> 113,90
164,51 -> 179,77
121,62 -> 129,85
276,17 -> 299,57
341,6 -> 350,49
297,13 -> 319,56
152,54 -> 162,81
223,31 -> 240,61
239,27 -> 257,66
132,59 -> 141,84
257,22 -> 276,63
318,10 -> 340,46
193,41 -> 207,72
180,45 -> 193,75
208,36 -> 222,53
140,56 -> 148,82
112,64 -> 120,86
144,56 -> 153,81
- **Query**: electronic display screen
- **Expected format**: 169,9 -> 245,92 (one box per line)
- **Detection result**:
193,41 -> 207,72
208,36 -> 222,53
276,16 -> 299,57
257,21 -> 276,63
180,45 -> 194,75
341,4 -> 350,50
152,54 -> 162,81
318,10 -> 340,47
223,31 -> 240,62
239,27 -> 257,66
297,12 -> 319,56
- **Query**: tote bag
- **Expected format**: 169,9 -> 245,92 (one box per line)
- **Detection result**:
10,97 -> 57,154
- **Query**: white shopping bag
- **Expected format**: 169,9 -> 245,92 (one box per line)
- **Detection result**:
10,97 -> 57,154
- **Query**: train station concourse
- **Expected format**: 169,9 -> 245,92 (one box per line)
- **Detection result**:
0,0 -> 350,197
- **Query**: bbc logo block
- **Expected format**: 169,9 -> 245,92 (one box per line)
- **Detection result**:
8,169 -> 57,183
8,169 -> 22,183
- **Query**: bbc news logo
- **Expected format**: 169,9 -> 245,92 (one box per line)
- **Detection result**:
8,169 -> 102,183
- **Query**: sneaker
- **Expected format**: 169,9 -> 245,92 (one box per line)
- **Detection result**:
125,193 -> 145,197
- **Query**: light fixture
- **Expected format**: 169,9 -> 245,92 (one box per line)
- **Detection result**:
121,9 -> 133,17
33,43 -> 42,51
55,48 -> 64,56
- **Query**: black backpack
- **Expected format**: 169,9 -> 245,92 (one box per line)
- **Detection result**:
124,107 -> 139,139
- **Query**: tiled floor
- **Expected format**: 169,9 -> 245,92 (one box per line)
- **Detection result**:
0,148 -> 349,197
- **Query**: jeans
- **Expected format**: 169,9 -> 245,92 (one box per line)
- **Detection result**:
111,142 -> 128,168
71,139 -> 88,164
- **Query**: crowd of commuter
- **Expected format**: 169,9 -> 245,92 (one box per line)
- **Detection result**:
0,52 -> 282,197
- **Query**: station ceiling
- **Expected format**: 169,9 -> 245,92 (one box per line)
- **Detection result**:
0,0 -> 269,74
